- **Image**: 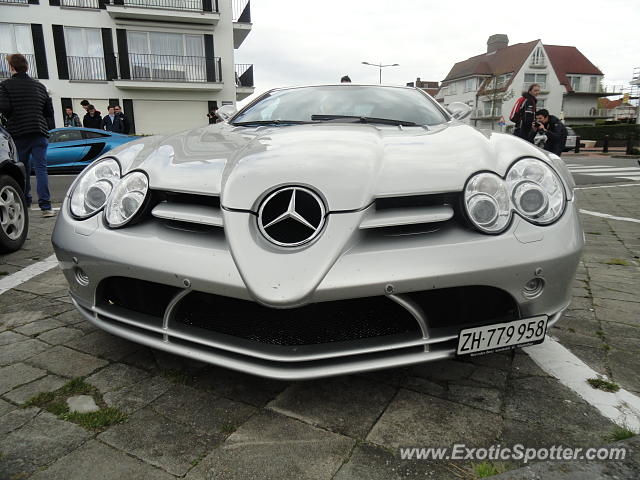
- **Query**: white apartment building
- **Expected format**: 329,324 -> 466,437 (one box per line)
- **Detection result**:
436,34 -> 618,130
0,0 -> 254,134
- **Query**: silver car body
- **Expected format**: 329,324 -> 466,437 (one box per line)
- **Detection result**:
52,85 -> 584,379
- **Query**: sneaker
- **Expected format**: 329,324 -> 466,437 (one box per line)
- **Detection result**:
42,209 -> 56,218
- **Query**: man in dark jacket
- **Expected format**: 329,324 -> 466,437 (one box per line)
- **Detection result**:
510,83 -> 540,143
529,109 -> 568,156
63,107 -> 81,127
0,54 -> 55,217
113,105 -> 130,134
101,105 -> 124,133
83,105 -> 102,129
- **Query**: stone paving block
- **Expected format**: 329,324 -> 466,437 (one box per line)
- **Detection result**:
0,411 -> 91,479
490,455 -> 640,480
53,309 -> 86,326
447,384 -> 502,414
403,376 -> 447,399
601,322 -> 640,353
468,365 -> 509,388
0,330 -> 29,346
357,367 -> 412,387
151,384 -> 255,436
16,280 -> 66,296
511,352 -> 551,377
30,440 -> 175,480
0,362 -> 47,394
0,397 -> 15,417
333,442 -> 459,480
267,376 -> 396,438
595,297 -> 640,315
121,348 -> 159,372
153,350 -> 208,372
66,329 -> 140,361
0,299 -> 73,318
193,366 -> 288,407
367,388 -> 502,449
26,345 -> 108,377
608,348 -> 640,393
185,410 -> 355,480
551,329 -> 604,349
103,375 -> 174,413
38,326 -> 84,345
410,359 -> 476,382
3,374 -> 67,404
14,317 -> 64,336
595,306 -> 640,327
86,363 -> 150,394
98,407 -> 219,476
0,407 -> 40,436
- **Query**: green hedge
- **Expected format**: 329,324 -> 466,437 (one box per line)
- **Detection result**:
571,124 -> 640,141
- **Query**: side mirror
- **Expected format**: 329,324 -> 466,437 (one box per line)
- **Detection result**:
446,102 -> 472,121
216,105 -> 237,122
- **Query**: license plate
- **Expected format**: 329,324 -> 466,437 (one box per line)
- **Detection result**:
457,316 -> 548,356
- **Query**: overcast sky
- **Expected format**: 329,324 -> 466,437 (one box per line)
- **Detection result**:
235,0 -> 639,104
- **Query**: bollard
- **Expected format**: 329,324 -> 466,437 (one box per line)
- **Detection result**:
603,135 -> 609,153
574,136 -> 581,154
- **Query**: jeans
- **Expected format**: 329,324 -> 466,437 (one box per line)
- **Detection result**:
14,134 -> 51,211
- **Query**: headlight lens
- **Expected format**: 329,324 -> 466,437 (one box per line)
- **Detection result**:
70,158 -> 121,218
464,158 -> 566,233
104,172 -> 149,227
464,173 -> 511,233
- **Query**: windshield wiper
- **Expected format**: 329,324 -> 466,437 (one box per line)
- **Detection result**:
310,115 -> 419,126
231,120 -> 310,126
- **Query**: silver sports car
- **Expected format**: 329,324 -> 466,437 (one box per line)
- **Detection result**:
52,85 -> 583,379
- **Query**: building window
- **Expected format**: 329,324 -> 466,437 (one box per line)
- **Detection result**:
589,76 -> 598,93
127,31 -> 206,82
567,75 -> 581,91
524,73 -> 547,91
495,73 -> 512,89
531,47 -> 545,66
0,23 -> 36,78
448,81 -> 457,95
64,27 -> 105,80
463,77 -> 476,93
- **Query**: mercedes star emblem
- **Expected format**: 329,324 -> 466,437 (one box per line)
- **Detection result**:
257,186 -> 326,247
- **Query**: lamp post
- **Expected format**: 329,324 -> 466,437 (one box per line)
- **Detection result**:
361,61 -> 399,84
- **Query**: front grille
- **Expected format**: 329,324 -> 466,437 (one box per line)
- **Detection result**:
99,276 -> 180,320
375,192 -> 460,210
173,292 -> 419,345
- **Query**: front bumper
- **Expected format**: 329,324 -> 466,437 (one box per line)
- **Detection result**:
52,199 -> 583,379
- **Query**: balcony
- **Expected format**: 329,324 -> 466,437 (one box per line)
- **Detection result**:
235,64 -> 254,100
232,0 -> 252,48
114,53 -> 223,91
568,84 -> 625,96
67,56 -> 107,81
105,0 -> 220,25
0,53 -> 38,79
0,0 -> 29,4
563,108 -> 613,119
60,0 -> 101,7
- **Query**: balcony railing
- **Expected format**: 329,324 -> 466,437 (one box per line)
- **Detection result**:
232,0 -> 250,21
563,108 -> 613,118
107,0 -> 217,12
67,56 -> 107,81
0,53 -> 38,79
127,53 -> 221,83
235,64 -> 253,87
0,0 -> 29,4
61,0 -> 101,7
473,107 -> 501,118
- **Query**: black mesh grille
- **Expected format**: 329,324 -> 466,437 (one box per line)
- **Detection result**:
375,192 -> 460,210
173,292 -> 419,346
99,276 -> 181,319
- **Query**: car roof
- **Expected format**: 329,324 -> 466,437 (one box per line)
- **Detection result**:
49,127 -> 113,135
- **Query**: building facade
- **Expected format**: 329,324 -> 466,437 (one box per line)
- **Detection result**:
0,0 -> 254,134
436,34 -> 618,130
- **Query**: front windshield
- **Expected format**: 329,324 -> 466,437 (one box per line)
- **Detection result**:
232,86 -> 449,126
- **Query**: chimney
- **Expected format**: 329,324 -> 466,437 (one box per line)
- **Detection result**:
487,34 -> 509,53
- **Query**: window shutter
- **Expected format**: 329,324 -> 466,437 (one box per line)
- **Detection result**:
123,99 -> 135,134
31,24 -> 49,79
116,29 -> 130,80
204,34 -> 215,82
101,29 -> 118,81
52,25 -> 69,80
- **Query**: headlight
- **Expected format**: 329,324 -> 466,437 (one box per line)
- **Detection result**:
506,158 -> 565,224
464,172 -> 511,233
464,158 -> 566,234
70,158 -> 121,219
104,172 -> 149,228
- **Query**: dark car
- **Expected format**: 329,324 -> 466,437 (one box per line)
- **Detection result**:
46,127 -> 137,172
0,124 -> 28,253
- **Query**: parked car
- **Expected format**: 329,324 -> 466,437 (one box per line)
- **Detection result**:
46,127 -> 136,172
0,125 -> 28,253
564,126 -> 577,151
52,84 -> 583,380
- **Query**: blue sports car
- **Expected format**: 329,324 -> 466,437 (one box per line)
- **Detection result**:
46,127 -> 137,171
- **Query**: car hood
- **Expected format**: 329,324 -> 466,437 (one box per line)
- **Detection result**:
116,122 -> 548,212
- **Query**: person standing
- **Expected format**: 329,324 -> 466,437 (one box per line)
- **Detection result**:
340,75 -> 352,83
509,83 -> 540,142
102,105 -> 124,133
0,54 -> 55,217
528,109 -> 568,156
113,105 -> 130,134
83,104 -> 102,129
80,99 -> 90,113
63,107 -> 82,127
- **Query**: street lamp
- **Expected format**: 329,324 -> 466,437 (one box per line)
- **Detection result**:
361,61 -> 399,84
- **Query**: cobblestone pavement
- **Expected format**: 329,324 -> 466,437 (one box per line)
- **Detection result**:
1,186 -> 639,480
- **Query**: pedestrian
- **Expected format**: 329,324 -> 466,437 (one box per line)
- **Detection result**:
63,106 -> 81,127
113,105 -> 130,134
0,53 -> 55,217
509,83 -> 540,142
80,99 -> 90,113
101,105 -> 124,133
207,108 -> 218,124
83,104 -> 102,129
528,108 -> 567,156
341,75 -> 351,83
